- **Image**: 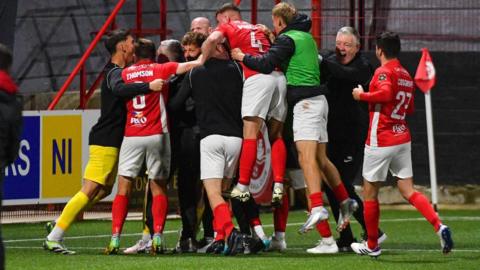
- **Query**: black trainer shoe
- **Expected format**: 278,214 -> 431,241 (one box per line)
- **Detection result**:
206,240 -> 225,254
336,238 -> 355,252
175,237 -> 197,253
244,235 -> 265,254
225,228 -> 244,256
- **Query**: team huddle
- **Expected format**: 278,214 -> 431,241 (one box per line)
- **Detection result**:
42,2 -> 453,258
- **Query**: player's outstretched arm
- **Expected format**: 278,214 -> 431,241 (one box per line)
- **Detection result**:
240,35 -> 295,74
201,31 -> 224,63
176,55 -> 203,75
109,68 -> 153,98
148,79 -> 164,92
322,55 -> 372,84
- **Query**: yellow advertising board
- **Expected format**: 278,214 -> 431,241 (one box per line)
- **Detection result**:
41,115 -> 82,198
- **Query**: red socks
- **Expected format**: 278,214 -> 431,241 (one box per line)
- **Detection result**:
238,139 -> 257,186
408,192 -> 441,231
332,182 -> 349,203
271,138 -> 286,183
213,217 -> 225,241
249,217 -> 262,227
316,220 -> 332,238
309,192 -> 324,208
152,194 -> 168,234
213,203 -> 234,239
112,195 -> 129,235
274,193 -> 289,232
308,192 -> 331,237
364,200 -> 380,249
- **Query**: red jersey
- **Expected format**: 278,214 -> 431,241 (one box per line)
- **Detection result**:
121,60 -> 178,137
216,20 -> 270,79
360,59 -> 415,147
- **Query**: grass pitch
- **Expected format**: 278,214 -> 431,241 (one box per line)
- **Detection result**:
4,208 -> 479,270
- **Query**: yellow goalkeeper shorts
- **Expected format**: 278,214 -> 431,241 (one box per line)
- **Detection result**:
83,145 -> 119,187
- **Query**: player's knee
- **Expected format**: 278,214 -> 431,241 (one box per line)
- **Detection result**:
101,185 -> 113,198
298,153 -> 316,169
243,117 -> 262,137
150,179 -> 168,195
398,185 -> 415,200
81,180 -> 103,199
315,153 -> 328,171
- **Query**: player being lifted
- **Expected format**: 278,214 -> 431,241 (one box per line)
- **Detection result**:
104,38 -> 202,255
230,2 -> 359,235
201,3 -> 288,207
350,32 -> 453,257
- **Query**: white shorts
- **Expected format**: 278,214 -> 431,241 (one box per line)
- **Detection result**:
200,135 -> 242,180
267,71 -> 287,122
293,95 -> 328,143
242,72 -> 287,122
118,134 -> 171,180
362,142 -> 413,182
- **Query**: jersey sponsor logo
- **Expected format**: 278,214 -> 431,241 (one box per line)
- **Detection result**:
393,124 -> 407,134
130,111 -> 147,125
378,73 -> 387,81
126,70 -> 154,81
398,78 -> 414,87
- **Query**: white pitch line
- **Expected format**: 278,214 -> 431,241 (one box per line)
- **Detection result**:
5,246 -> 480,253
287,247 -> 480,253
4,230 -> 176,243
4,216 -> 479,243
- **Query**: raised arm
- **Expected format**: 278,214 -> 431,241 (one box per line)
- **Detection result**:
201,30 -> 225,63
175,55 -> 203,75
322,54 -> 373,84
231,35 -> 295,74
109,68 -> 162,98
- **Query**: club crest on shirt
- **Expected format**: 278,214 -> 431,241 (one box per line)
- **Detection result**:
378,73 -> 387,81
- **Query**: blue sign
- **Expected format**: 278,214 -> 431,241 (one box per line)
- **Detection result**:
4,116 -> 40,200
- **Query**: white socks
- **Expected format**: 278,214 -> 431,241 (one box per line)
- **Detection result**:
253,225 -> 267,241
47,226 -> 65,242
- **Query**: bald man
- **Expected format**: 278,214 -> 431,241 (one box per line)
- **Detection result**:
190,17 -> 212,35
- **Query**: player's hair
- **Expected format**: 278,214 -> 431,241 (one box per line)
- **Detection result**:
337,26 -> 361,46
135,38 -> 156,61
104,29 -> 131,55
181,31 -> 207,48
272,2 -> 297,26
0,43 -> 13,71
160,39 -> 185,62
215,3 -> 241,18
376,31 -> 401,59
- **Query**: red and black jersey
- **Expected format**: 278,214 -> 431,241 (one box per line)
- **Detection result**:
89,63 -> 151,148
